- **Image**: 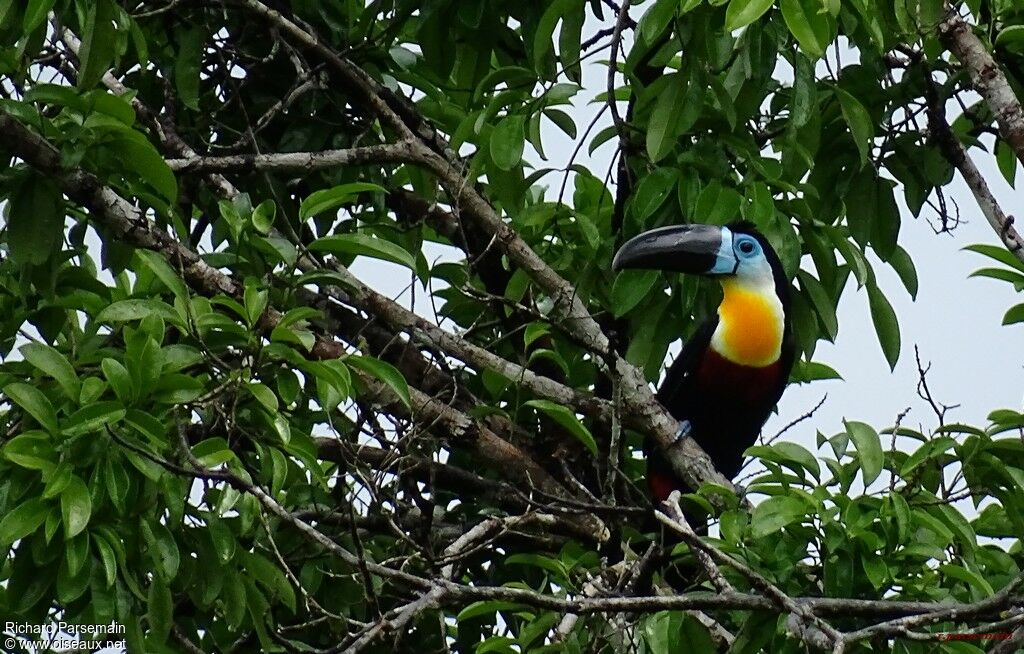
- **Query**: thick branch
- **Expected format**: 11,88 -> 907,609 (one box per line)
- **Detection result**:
316,439 -> 524,503
939,9 -> 1024,167
236,0 -> 737,504
64,38 -> 595,501
165,142 -> 420,173
657,496 -> 842,651
841,574 -> 1024,647
310,266 -> 615,423
86,431 -> 1024,634
925,74 -> 1024,262
0,108 -> 607,543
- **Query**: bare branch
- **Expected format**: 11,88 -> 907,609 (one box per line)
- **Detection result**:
657,494 -> 843,651
939,7 -> 1024,168
0,107 -> 608,543
926,100 -> 1024,261
931,13 -> 1024,262
165,142 -> 421,173
237,0 -> 739,512
841,574 -> 1024,647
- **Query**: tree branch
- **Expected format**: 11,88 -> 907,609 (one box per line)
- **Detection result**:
939,7 -> 1024,167
657,495 -> 843,651
924,70 -> 1024,262
0,107 -> 608,543
234,0 -> 739,502
165,142 -> 421,173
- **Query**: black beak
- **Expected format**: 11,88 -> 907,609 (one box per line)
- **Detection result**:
612,224 -> 734,275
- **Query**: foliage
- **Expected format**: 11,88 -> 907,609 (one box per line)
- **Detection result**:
0,0 -> 1021,652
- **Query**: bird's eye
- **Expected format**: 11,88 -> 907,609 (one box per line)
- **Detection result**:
738,239 -> 756,255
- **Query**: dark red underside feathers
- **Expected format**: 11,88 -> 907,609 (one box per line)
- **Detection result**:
647,347 -> 784,502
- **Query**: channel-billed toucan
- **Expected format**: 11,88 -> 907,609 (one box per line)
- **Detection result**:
613,222 -> 795,503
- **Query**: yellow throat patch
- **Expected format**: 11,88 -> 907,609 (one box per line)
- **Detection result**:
710,278 -> 785,367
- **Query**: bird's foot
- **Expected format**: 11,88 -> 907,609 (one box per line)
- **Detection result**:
672,420 -> 692,445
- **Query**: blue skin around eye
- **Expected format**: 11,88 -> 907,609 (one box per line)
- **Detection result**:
709,226 -> 737,274
737,235 -> 761,257
712,229 -> 764,275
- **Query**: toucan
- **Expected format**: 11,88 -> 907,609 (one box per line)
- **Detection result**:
612,222 -> 795,503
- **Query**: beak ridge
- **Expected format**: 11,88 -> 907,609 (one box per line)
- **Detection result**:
613,224 -> 733,275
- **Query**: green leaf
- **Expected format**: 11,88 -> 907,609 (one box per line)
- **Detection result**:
61,475 -> 92,538
4,431 -> 56,471
996,24 -> 1024,51
246,383 -> 278,412
631,168 -> 679,222
191,438 -> 237,467
347,355 -> 411,408
143,520 -> 180,579
299,182 -> 386,221
749,441 -> 821,480
63,401 -> 126,437
457,600 -> 525,623
725,0 -> 773,31
890,492 -> 911,541
252,199 -> 276,234
558,3 -> 584,82
780,0 -> 835,59
866,282 -> 900,369
845,420 -> 883,485
524,399 -> 598,456
532,0 -> 573,73
646,71 -> 686,162
750,495 -> 808,537
4,382 -> 59,435
870,181 -> 901,261
490,115 -> 526,171
1002,303 -> 1024,325
862,556 -> 887,589
970,267 -> 1024,290
244,551 -> 297,613
77,0 -> 118,89
147,574 -> 173,644
611,270 -> 659,317
243,278 -> 269,325
835,87 -> 874,165
108,137 -> 178,202
941,563 -> 992,596
789,360 -> 843,383
101,358 -> 134,404
94,536 -> 117,587
21,343 -> 80,401
846,170 -> 900,259
996,139 -> 1017,187
7,174 -> 62,266
96,299 -> 181,325
544,109 -> 577,139
637,0 -> 677,44
0,498 -> 49,544
309,233 -> 416,271
135,250 -> 188,299
850,0 -> 885,49
209,518 -> 236,564
830,231 -> 870,286
797,271 -> 838,341
23,0 -> 56,34
888,245 -> 919,299
790,53 -> 816,127
505,553 -> 570,579
963,243 -> 1024,274
174,26 -> 204,110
